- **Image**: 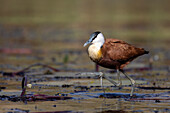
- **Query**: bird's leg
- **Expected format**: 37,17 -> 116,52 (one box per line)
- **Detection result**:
121,70 -> 135,97
77,72 -> 120,92
100,71 -> 123,87
116,69 -> 122,88
99,72 -> 105,94
101,72 -> 117,86
77,72 -> 107,93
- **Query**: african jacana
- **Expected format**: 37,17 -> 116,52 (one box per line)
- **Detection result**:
84,31 -> 149,96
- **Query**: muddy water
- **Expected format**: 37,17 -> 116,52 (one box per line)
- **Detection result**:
0,66 -> 169,113
0,1 -> 170,111
0,36 -> 169,112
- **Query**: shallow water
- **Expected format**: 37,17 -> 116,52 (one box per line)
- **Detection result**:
0,69 -> 169,113
0,29 -> 169,112
0,1 -> 170,112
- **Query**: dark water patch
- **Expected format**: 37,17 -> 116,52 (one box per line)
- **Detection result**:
7,108 -> 29,113
62,84 -> 73,88
163,108 -> 170,113
73,91 -> 88,94
70,92 -> 98,99
55,93 -> 68,97
0,94 -> 73,102
96,110 -> 127,113
127,92 -> 170,102
137,86 -> 170,90
31,110 -> 73,113
0,86 -> 6,90
0,95 -> 11,101
6,108 -> 73,113
70,92 -> 170,101
99,93 -> 146,99
74,86 -> 89,91
0,95 -> 21,102
2,71 -> 25,77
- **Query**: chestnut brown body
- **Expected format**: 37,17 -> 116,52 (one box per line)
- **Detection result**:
90,38 -> 149,70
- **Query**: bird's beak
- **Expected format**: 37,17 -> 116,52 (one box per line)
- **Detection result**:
84,34 -> 94,47
83,41 -> 90,47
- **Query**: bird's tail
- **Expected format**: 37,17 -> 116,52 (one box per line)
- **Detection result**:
144,50 -> 149,54
139,48 -> 149,55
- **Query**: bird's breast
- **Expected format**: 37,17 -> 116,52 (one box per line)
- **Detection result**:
88,45 -> 102,62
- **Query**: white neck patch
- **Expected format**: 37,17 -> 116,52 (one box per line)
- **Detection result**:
92,33 -> 105,44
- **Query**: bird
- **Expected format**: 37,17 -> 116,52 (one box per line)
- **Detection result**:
84,31 -> 149,96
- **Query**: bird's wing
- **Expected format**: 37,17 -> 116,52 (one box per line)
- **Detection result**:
102,39 -> 146,62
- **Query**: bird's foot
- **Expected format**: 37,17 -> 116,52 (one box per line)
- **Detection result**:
116,83 -> 122,89
98,72 -> 104,78
116,82 -> 122,87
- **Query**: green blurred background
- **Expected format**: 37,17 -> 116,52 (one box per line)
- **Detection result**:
0,0 -> 169,67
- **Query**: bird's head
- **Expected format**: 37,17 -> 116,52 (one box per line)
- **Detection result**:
84,31 -> 105,47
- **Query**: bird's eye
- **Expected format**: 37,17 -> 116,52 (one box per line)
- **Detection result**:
91,34 -> 97,41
